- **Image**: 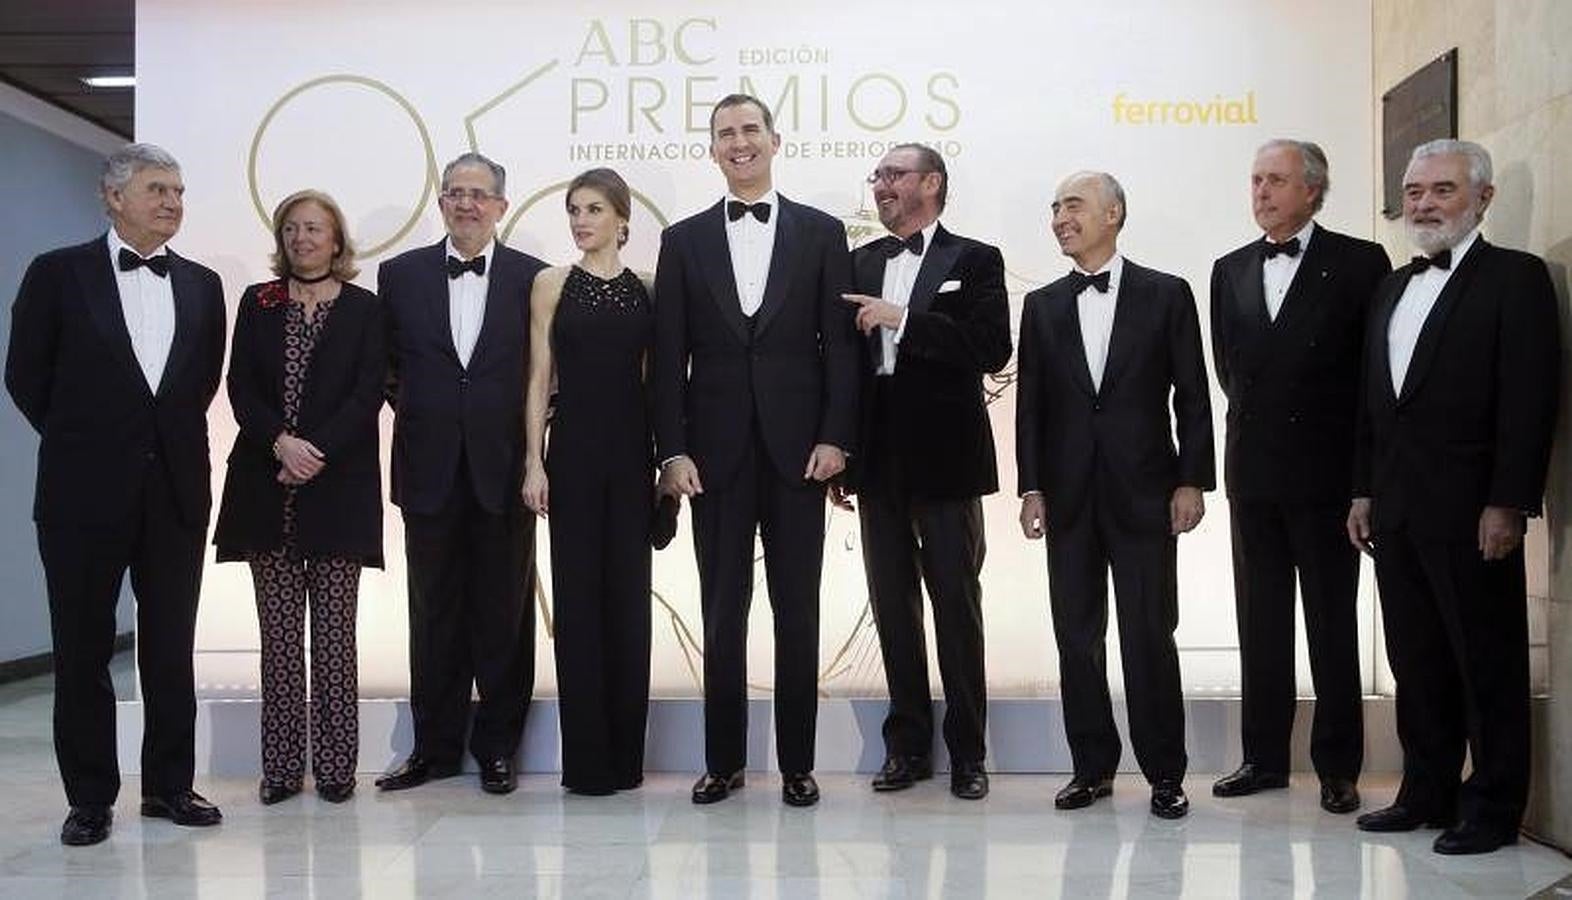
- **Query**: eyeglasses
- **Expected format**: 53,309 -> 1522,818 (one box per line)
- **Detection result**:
439,187 -> 500,205
867,167 -> 930,185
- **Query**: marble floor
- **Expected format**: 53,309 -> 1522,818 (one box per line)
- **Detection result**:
0,663 -> 1568,898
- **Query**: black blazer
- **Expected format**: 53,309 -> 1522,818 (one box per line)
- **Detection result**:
653,195 -> 858,489
1016,259 -> 1215,533
379,239 -> 546,516
214,281 -> 385,565
5,234 -> 225,527
1210,226 -> 1391,503
844,225 -> 1011,501
1353,238 -> 1559,540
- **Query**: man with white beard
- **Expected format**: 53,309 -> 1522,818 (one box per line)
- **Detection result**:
1347,139 -> 1559,855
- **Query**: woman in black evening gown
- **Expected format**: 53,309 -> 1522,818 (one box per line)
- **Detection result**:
522,168 -> 659,794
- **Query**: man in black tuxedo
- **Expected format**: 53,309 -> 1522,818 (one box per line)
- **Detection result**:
654,93 -> 857,807
1348,140 -> 1559,855
836,144 -> 1010,800
375,153 -> 546,795
1016,171 -> 1214,819
1209,140 -> 1391,813
6,143 -> 226,845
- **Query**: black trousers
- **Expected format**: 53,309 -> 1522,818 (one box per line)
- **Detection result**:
1228,499 -> 1363,779
690,429 -> 825,775
1047,494 -> 1187,783
1374,527 -> 1529,833
37,460 -> 205,807
548,448 -> 652,792
859,490 -> 987,763
402,456 -> 535,764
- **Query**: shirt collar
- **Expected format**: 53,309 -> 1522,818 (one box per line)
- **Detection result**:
445,236 -> 494,266
1444,226 -> 1482,267
1263,219 -> 1316,253
108,227 -> 169,261
1074,253 -> 1124,291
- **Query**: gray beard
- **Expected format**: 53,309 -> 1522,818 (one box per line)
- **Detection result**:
1405,215 -> 1475,256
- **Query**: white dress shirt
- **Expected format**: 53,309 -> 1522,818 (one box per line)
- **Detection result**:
1388,227 -> 1480,394
446,237 -> 492,368
724,189 -> 778,317
106,229 -> 176,391
1076,254 -> 1124,390
875,220 -> 939,374
1262,220 -> 1315,322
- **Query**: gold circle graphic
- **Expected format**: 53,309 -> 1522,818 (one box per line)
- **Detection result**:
501,180 -> 669,246
247,75 -> 438,258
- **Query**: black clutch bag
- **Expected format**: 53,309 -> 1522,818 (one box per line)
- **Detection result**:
651,492 -> 679,550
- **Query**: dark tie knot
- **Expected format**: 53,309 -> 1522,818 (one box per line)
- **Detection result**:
1410,249 -> 1452,272
883,231 -> 925,258
446,254 -> 487,279
118,248 -> 170,278
1067,270 -> 1111,294
1260,237 -> 1301,260
727,200 -> 771,223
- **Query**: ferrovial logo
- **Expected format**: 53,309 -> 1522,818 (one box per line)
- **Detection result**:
1111,91 -> 1259,125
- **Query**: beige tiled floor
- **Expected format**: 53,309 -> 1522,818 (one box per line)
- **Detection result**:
0,660 -> 1568,898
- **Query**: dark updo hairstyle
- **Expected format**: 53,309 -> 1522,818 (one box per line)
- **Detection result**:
566,167 -> 632,247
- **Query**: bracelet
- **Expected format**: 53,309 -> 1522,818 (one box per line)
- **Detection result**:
272,437 -> 285,460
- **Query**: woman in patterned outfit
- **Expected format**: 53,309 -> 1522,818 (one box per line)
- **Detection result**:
522,169 -> 659,794
215,190 -> 385,805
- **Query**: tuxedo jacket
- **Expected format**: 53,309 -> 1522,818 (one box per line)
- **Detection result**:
214,281 -> 385,565
1210,226 -> 1391,503
844,225 -> 1011,501
1352,238 -> 1560,540
378,239 -> 546,516
1016,259 -> 1215,533
5,234 -> 226,527
653,195 -> 858,490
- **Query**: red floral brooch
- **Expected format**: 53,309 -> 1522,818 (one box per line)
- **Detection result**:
256,280 -> 288,308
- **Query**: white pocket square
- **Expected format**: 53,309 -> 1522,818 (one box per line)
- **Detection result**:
938,279 -> 962,292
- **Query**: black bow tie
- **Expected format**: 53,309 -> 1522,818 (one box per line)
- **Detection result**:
1410,249 -> 1452,273
727,200 -> 771,223
883,231 -> 925,258
1067,270 -> 1111,294
447,255 -> 487,279
118,248 -> 169,278
1261,237 -> 1301,260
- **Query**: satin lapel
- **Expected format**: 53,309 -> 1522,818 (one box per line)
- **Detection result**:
468,243 -> 511,368
1098,263 -> 1143,394
908,226 -> 960,318
423,241 -> 461,365
78,237 -> 149,394
1230,249 -> 1272,378
854,242 -> 888,369
753,197 -> 800,339
155,253 -> 203,396
1051,283 -> 1097,398
1371,272 -> 1406,405
696,202 -> 751,345
1397,240 -> 1486,405
1270,233 -> 1331,335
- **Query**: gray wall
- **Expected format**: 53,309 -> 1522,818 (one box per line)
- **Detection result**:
0,110 -> 125,664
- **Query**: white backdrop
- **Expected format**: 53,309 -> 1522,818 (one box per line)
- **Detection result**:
138,0 -> 1381,699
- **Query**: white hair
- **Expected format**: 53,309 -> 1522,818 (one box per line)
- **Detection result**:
101,143 -> 181,194
1408,139 -> 1493,190
1258,138 -> 1330,212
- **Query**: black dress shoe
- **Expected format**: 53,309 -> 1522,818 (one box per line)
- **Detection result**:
60,806 -> 112,846
1150,781 -> 1189,819
1319,777 -> 1360,814
950,761 -> 989,800
141,790 -> 223,827
479,757 -> 517,795
1356,804 -> 1451,833
871,755 -> 933,792
1211,763 -> 1289,797
1054,776 -> 1114,810
374,755 -> 461,791
1433,821 -> 1517,855
317,781 -> 355,804
691,770 -> 745,804
258,780 -> 302,805
782,772 -> 820,807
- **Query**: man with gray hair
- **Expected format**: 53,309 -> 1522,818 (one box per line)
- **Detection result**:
1016,170 -> 1214,819
375,152 -> 546,795
1347,139 -> 1559,854
1209,140 -> 1391,813
6,143 -> 227,844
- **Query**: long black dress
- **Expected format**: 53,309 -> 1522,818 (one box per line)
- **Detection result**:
547,265 -> 655,793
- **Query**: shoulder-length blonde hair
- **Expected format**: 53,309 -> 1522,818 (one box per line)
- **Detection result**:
269,189 -> 359,281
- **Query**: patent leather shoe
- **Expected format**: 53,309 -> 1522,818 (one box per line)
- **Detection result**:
60,806 -> 112,846
1356,804 -> 1451,832
1150,781 -> 1190,819
691,770 -> 744,804
782,772 -> 820,807
870,755 -> 933,792
949,761 -> 989,800
1054,776 -> 1113,810
1433,821 -> 1517,855
479,757 -> 517,795
374,755 -> 461,791
317,781 -> 355,803
140,790 -> 222,826
258,780 -> 301,805
1212,763 -> 1289,797
1319,777 -> 1360,814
